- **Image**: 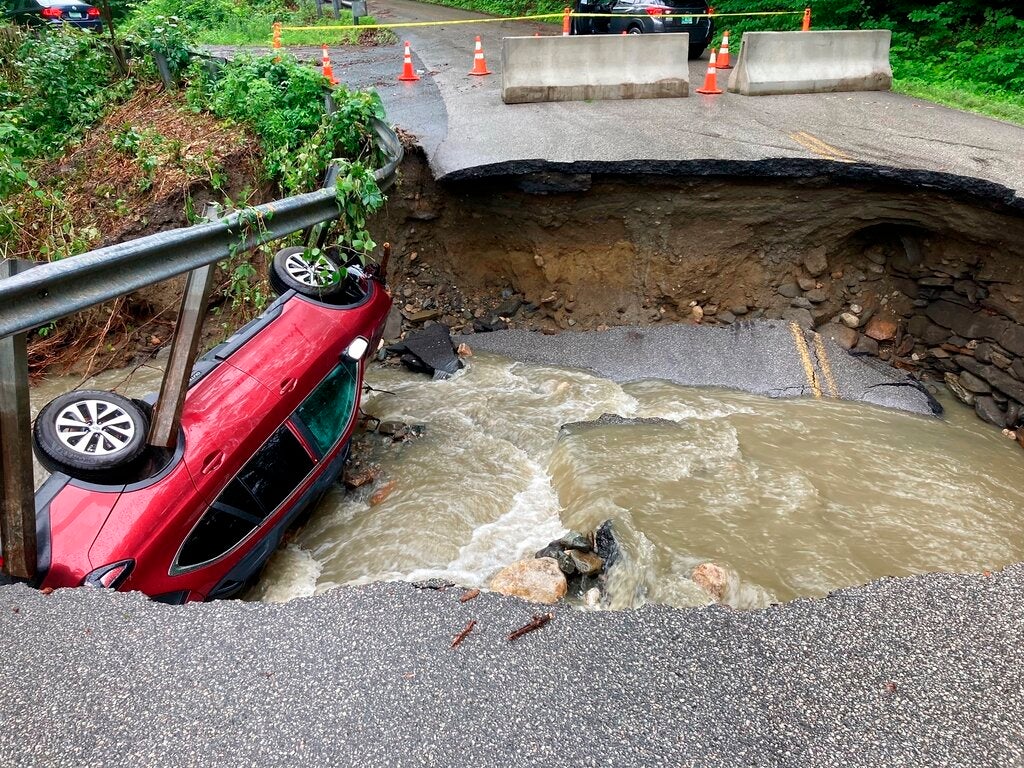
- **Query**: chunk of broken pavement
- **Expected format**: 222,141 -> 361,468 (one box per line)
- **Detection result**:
489,558 -> 567,604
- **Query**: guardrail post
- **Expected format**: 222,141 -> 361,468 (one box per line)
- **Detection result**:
0,259 -> 37,580
145,204 -> 219,450
331,0 -> 341,20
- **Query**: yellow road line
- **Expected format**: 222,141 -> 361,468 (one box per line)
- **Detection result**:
812,333 -> 839,398
281,9 -> 803,31
789,131 -> 854,164
789,322 -> 822,399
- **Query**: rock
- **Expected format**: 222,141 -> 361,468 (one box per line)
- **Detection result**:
691,563 -> 730,602
921,323 -> 950,346
850,304 -> 863,315
959,371 -> 991,394
403,308 -> 443,324
896,334 -> 915,357
782,308 -> 813,330
535,545 -> 561,560
854,336 -> 879,356
954,279 -> 981,303
999,324 -> 1024,356
926,301 -> 1009,340
991,350 -> 1013,370
778,282 -> 801,299
377,420 -> 406,436
593,520 -> 620,571
945,373 -> 975,406
790,297 -> 813,310
558,531 -> 591,552
1013,358 -> 1024,380
982,290 -> 1024,326
840,312 -> 861,329
583,587 -> 601,608
919,275 -> 953,287
958,357 -> 1024,404
907,315 -> 930,338
1007,401 -> 1022,429
554,550 -> 576,576
797,276 -> 817,292
803,246 -> 828,277
494,296 -> 524,318
567,550 -> 604,577
805,289 -> 828,304
817,323 -> 858,350
975,396 -> 1007,428
343,463 -> 381,489
383,305 -> 404,342
864,315 -> 898,341
974,342 -> 993,364
369,480 -> 397,506
864,245 -> 887,265
717,311 -> 736,324
457,342 -> 473,357
489,558 -> 567,604
730,305 -> 749,316
691,305 -> 704,321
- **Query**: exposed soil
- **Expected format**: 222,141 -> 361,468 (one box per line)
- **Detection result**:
9,86 -> 272,379
373,149 -> 1024,433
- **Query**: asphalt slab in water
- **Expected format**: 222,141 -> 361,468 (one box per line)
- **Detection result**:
459,321 -> 938,415
1,567 -> 1022,767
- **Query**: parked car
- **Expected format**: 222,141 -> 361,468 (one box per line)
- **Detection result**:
5,0 -> 104,31
571,0 -> 714,59
27,246 -> 391,603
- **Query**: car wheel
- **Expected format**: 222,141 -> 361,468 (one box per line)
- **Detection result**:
628,25 -> 642,34
33,390 -> 149,478
269,246 -> 347,299
688,43 -> 708,59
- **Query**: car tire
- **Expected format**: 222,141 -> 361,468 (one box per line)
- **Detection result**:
269,246 -> 347,299
33,390 -> 149,479
627,25 -> 642,34
688,43 -> 708,59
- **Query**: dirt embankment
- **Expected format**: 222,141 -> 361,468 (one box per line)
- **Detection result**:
375,149 -> 1024,431
9,86 -> 270,379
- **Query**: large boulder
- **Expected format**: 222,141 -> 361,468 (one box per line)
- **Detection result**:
489,558 -> 567,604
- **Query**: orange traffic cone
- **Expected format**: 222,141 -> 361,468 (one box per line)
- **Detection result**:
469,36 -> 491,76
321,45 -> 339,86
716,30 -> 732,68
696,49 -> 723,94
802,6 -> 811,31
398,40 -> 419,82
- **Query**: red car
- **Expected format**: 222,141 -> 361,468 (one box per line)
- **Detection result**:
27,247 -> 390,603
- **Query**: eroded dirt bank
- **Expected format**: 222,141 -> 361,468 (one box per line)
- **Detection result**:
375,150 -> 1024,431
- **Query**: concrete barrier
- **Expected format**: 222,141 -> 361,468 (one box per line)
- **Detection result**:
501,34 -> 689,104
727,30 -> 892,96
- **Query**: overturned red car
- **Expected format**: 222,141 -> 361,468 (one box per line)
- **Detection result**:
27,247 -> 390,603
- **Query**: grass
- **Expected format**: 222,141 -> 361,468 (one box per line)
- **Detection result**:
891,77 -> 1024,126
195,12 -> 395,45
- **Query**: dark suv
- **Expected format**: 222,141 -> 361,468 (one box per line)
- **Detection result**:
571,0 -> 714,59
5,0 -> 104,30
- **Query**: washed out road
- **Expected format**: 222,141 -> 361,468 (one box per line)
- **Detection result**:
209,0 -> 1024,205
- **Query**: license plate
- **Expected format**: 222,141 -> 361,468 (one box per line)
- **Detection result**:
68,11 -> 84,18
678,15 -> 693,23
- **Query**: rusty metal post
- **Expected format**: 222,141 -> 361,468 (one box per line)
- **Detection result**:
0,259 -> 37,579
146,205 -> 219,449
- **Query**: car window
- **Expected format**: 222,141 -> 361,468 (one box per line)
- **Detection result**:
175,425 -> 314,569
294,361 -> 359,456
177,480 -> 261,568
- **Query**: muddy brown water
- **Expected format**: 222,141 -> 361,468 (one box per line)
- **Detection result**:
29,352 -> 1024,609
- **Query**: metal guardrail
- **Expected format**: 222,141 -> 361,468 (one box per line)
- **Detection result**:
0,118 -> 401,339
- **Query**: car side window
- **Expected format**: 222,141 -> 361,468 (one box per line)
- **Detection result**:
177,480 -> 262,568
176,425 -> 314,569
294,361 -> 359,456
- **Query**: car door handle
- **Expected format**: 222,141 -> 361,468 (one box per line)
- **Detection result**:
279,378 -> 298,394
201,451 -> 224,474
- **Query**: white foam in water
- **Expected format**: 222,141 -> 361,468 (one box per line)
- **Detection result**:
248,544 -> 322,603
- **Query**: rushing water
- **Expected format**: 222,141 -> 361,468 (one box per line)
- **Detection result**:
29,352 -> 1024,610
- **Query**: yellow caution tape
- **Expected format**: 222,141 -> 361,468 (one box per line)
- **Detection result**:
280,8 -> 803,32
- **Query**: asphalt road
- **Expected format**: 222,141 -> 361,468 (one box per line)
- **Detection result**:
3,567 -> 1023,767
208,0 -> 1024,207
